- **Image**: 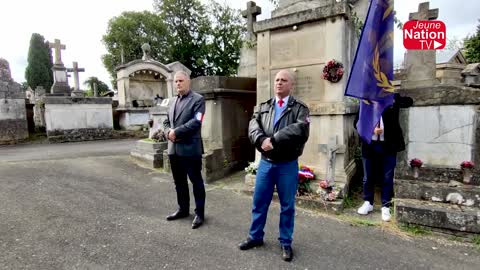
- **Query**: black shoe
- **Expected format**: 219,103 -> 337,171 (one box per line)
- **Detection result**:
191,215 -> 204,229
166,210 -> 189,221
239,238 -> 264,250
281,245 -> 293,262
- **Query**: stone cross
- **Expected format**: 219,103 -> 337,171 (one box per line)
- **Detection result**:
319,136 -> 342,184
67,61 -> 85,91
93,82 -> 98,97
242,1 -> 262,40
403,2 -> 439,88
120,48 -> 125,64
48,39 -> 66,65
409,2 -> 438,21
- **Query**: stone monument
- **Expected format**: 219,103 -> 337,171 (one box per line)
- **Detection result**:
48,39 -> 71,95
252,0 -> 364,199
67,61 -> 85,97
237,1 -> 262,78
395,2 -> 480,235
115,44 -> 188,130
402,2 -> 440,88
0,58 -> 28,143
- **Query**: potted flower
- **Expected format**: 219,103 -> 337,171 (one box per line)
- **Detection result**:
460,161 -> 474,184
409,158 -> 423,178
244,162 -> 258,186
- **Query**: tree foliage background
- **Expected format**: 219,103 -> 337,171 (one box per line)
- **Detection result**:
25,33 -> 53,91
102,0 -> 245,81
102,11 -> 169,81
83,76 -> 111,97
464,20 -> 480,63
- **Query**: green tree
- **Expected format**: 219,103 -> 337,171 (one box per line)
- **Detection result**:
102,1 -> 245,79
154,0 -> 211,77
205,0 -> 246,76
445,36 -> 464,51
25,33 -> 53,91
101,11 -> 169,80
464,20 -> 480,63
83,77 -> 110,97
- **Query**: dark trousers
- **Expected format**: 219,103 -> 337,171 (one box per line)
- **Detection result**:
169,155 -> 206,217
362,142 -> 397,207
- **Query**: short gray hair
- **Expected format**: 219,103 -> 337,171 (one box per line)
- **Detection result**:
276,69 -> 295,84
174,70 -> 190,80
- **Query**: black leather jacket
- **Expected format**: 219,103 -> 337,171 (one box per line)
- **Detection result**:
248,96 -> 310,162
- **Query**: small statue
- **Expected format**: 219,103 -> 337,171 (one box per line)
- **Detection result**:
141,43 -> 152,61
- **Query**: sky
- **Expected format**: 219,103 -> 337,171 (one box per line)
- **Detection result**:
0,0 -> 478,89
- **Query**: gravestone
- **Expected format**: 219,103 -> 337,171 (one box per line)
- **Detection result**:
25,87 -> 34,104
33,86 -> 47,130
93,82 -> 98,97
402,2 -> 440,88
319,136 -> 345,186
462,63 -> 480,87
67,61 -> 85,97
49,39 -> 71,95
0,58 -> 28,143
394,2 -> 480,234
237,1 -> 261,78
253,0 -> 363,194
242,1 -> 261,41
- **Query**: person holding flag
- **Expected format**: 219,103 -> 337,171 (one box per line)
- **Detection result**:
344,0 -> 412,221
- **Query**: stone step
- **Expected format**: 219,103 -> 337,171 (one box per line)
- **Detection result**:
395,199 -> 480,233
134,140 -> 168,153
395,167 -> 479,186
130,150 -> 164,168
395,179 -> 480,208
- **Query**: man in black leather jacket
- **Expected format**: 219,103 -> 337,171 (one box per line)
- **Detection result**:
239,70 -> 310,262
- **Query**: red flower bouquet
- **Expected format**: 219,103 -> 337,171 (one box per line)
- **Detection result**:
460,161 -> 474,170
409,158 -> 423,168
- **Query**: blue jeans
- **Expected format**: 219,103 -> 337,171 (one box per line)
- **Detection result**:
248,159 -> 298,246
362,142 -> 397,207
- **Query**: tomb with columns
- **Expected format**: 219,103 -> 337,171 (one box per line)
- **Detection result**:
115,43 -> 189,130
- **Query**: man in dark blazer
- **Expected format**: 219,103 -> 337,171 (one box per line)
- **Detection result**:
355,93 -> 413,222
163,71 -> 206,229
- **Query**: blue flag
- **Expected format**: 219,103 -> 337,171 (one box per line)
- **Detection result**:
345,0 -> 395,144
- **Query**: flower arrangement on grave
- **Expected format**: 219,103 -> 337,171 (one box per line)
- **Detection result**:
409,158 -> 423,168
317,179 -> 338,201
244,162 -> 258,175
298,165 -> 315,196
409,158 -> 423,179
460,161 -> 474,184
322,59 -> 344,83
460,161 -> 474,170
